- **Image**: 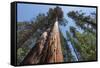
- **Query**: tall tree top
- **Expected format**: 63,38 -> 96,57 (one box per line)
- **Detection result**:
47,6 -> 67,26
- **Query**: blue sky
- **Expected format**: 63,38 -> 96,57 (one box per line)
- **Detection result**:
17,3 -> 55,22
17,3 -> 96,38
17,3 -> 96,22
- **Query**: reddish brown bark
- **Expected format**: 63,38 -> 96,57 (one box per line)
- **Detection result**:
20,21 -> 63,65
45,20 -> 63,63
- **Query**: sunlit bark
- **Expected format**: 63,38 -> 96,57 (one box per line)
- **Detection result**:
45,20 -> 63,63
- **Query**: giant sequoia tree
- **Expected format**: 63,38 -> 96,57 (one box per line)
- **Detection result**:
20,6 -> 67,65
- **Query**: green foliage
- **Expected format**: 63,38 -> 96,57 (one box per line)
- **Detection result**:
17,29 -> 33,48
67,11 -> 96,30
17,47 -> 29,65
75,31 -> 96,60
67,11 -> 96,61
47,6 -> 63,21
47,6 -> 67,26
70,26 -> 76,38
67,26 -> 96,61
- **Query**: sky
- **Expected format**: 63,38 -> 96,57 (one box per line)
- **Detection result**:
17,3 -> 96,22
17,3 -> 96,38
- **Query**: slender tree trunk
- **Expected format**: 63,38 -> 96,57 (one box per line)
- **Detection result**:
20,20 -> 63,65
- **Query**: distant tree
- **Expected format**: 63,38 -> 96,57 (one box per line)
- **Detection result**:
67,11 -> 96,31
67,11 -> 96,61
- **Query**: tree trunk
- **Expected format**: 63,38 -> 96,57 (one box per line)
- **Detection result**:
20,31 -> 49,65
44,20 -> 63,63
20,20 -> 63,65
